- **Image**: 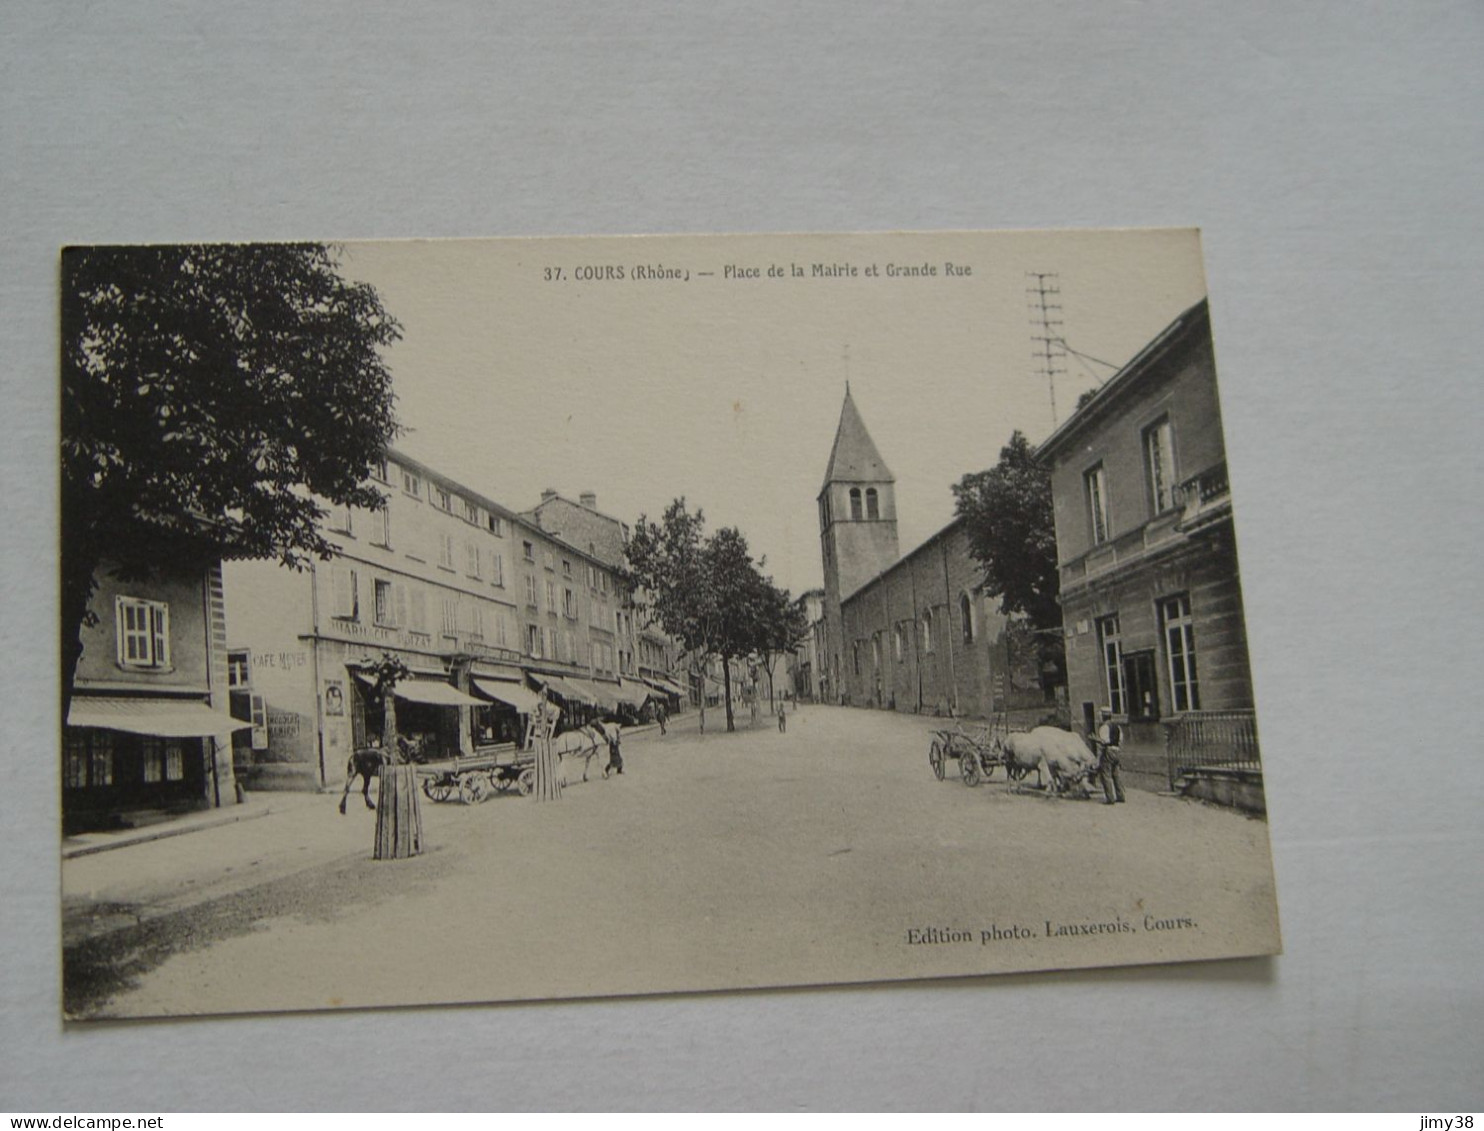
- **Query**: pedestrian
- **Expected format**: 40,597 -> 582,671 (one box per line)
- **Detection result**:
1090,709 -> 1125,805
750,695 -> 760,728
656,701 -> 667,736
777,700 -> 787,733
603,722 -> 624,776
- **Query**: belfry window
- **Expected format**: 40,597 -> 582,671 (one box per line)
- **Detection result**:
866,487 -> 879,520
849,488 -> 863,521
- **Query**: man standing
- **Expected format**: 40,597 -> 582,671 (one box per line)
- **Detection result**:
777,699 -> 787,733
603,722 -> 624,777
1091,710 -> 1125,805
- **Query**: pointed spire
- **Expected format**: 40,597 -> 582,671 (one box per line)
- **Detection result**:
821,387 -> 893,490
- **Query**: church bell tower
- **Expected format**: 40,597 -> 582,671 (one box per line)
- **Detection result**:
818,387 -> 899,702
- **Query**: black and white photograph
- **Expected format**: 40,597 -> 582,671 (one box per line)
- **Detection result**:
60,228 -> 1280,1020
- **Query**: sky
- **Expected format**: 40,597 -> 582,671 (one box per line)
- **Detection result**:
340,230 -> 1209,596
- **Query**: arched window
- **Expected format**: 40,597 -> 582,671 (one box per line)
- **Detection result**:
849,488 -> 863,521
922,610 -> 934,654
893,625 -> 904,662
871,635 -> 882,672
866,487 -> 879,520
960,592 -> 975,644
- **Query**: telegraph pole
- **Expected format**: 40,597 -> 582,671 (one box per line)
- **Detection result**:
1027,272 -> 1067,427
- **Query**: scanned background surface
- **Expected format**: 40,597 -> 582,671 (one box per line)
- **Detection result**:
5,1 -> 1483,1111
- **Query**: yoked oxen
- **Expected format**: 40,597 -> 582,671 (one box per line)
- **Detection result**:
993,726 -> 1099,798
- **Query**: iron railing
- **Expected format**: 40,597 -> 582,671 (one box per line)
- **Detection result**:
1165,708 -> 1260,788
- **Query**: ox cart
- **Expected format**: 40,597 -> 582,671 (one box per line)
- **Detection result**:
928,720 -> 1008,786
416,746 -> 534,804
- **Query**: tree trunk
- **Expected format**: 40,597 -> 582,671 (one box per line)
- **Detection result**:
373,763 -> 424,859
695,665 -> 706,734
722,655 -> 735,732
381,689 -> 398,751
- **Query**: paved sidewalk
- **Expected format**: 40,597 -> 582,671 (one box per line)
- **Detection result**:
61,791 -> 329,860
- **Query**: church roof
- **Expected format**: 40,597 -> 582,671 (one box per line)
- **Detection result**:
820,389 -> 893,491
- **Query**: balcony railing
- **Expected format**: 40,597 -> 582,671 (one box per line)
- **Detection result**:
1174,461 -> 1231,531
1164,708 -> 1260,788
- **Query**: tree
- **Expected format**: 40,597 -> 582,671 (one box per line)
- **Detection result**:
361,652 -> 412,752
625,499 -> 721,733
705,526 -> 765,733
951,430 -> 1065,690
754,580 -> 809,710
61,243 -> 403,713
624,501 -> 779,733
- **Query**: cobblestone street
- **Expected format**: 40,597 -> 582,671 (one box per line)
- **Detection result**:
65,705 -> 1278,1019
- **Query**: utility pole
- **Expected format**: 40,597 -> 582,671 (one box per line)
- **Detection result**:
1027,272 -> 1067,427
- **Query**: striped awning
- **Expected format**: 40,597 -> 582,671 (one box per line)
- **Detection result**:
471,678 -> 543,715
645,676 -> 686,697
537,676 -> 597,707
67,696 -> 250,738
353,672 -> 483,708
569,679 -> 619,710
613,681 -> 652,708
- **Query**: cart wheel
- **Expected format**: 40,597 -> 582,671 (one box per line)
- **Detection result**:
929,738 -> 946,781
458,774 -> 490,805
423,778 -> 456,804
515,767 -> 535,796
961,751 -> 982,787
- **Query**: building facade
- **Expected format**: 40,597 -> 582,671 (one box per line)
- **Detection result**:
817,391 -> 1048,721
1036,298 -> 1261,803
63,558 -> 244,833
225,451 -> 673,791
787,588 -> 825,701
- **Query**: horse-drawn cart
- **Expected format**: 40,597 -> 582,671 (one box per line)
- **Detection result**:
416,746 -> 534,804
928,720 -> 1008,786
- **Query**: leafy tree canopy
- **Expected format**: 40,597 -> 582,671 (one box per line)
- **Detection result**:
61,242 -> 403,700
951,430 -> 1060,632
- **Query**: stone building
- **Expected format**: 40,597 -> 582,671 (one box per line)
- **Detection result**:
224,451 -> 671,791
1036,298 -> 1262,807
63,558 -> 245,833
817,391 -> 1048,721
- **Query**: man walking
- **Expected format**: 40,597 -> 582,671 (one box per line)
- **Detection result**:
777,700 -> 787,733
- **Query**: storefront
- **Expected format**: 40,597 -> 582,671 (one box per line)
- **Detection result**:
350,669 -> 483,760
469,674 -> 543,749
64,695 -> 248,833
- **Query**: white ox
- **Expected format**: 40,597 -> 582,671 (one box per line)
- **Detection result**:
994,726 -> 1099,796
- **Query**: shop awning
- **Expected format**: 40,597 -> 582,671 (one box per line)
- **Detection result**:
67,696 -> 250,738
569,679 -> 619,710
645,676 -> 686,697
471,678 -> 543,714
393,678 -> 484,707
613,681 -> 652,708
537,676 -> 596,707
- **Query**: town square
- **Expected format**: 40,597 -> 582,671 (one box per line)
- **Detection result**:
59,229 -> 1278,1018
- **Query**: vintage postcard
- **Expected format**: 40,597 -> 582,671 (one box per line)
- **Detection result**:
60,228 -> 1279,1019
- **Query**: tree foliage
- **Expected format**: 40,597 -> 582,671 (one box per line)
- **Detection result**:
625,500 -> 797,732
61,242 -> 403,705
951,430 -> 1060,632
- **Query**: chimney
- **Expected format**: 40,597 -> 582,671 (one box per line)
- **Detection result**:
541,488 -> 558,502
579,491 -> 598,510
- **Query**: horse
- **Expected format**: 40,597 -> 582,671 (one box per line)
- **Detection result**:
549,723 -> 610,783
338,736 -> 416,814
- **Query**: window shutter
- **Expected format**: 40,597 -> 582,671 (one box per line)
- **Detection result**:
151,604 -> 170,665
333,567 -> 350,618
250,694 -> 268,750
